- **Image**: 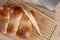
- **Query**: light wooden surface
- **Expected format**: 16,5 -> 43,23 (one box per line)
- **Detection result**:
0,4 -> 56,40
50,2 -> 60,40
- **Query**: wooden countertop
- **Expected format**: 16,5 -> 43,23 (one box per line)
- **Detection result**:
50,2 -> 60,40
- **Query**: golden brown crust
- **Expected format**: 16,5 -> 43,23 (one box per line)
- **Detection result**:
7,6 -> 23,35
16,15 -> 32,39
0,5 -> 10,33
0,5 -> 33,39
0,5 -> 10,18
10,6 -> 23,19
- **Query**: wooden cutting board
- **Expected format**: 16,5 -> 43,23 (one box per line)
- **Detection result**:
0,6 -> 56,40
29,8 -> 56,40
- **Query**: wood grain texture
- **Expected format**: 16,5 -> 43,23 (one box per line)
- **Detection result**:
0,8 -> 56,40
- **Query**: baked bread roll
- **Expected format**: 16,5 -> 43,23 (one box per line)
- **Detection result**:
16,14 -> 32,39
0,5 -> 10,33
7,6 -> 23,35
